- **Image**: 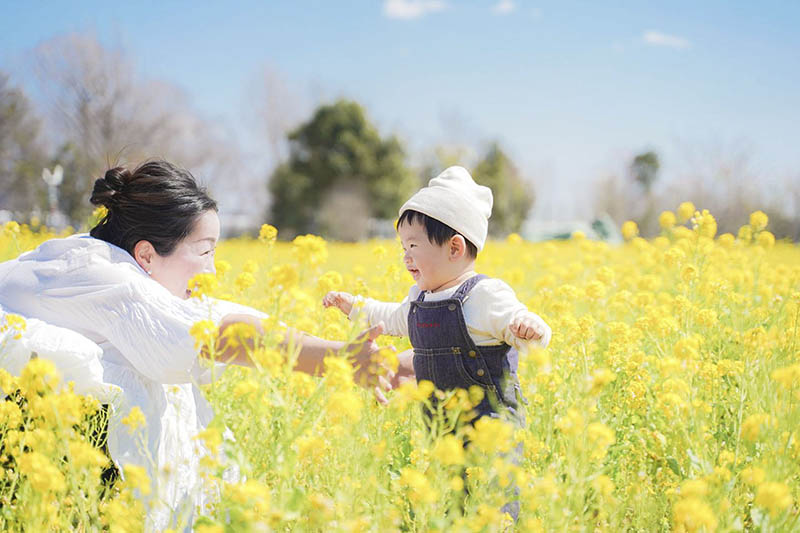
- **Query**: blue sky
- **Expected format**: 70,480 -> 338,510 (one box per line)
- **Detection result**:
2,0 -> 799,219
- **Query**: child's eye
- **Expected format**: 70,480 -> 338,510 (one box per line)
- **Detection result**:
202,248 -> 215,256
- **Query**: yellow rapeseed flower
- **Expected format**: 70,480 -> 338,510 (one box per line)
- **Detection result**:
756,230 -> 775,248
258,224 -> 278,245
672,497 -> 717,533
749,210 -> 768,231
739,466 -> 765,486
470,416 -> 514,454
190,319 -> 218,350
592,475 -> 615,499
18,451 -> 66,493
2,220 -> 21,237
659,210 -> 676,229
195,426 -> 223,455
737,224 -> 753,243
621,221 -> 639,241
691,209 -> 717,239
741,413 -> 774,441
292,234 -> 328,267
588,368 -> 616,395
215,259 -> 232,278
326,389 -> 363,424
69,440 -> 108,470
19,357 -> 60,396
677,202 -> 695,223
1,312 -> 27,339
717,233 -> 735,247
399,467 -> 438,504
432,434 -> 465,466
234,271 -> 256,292
587,422 -> 615,460
121,406 -> 146,434
188,272 -> 219,298
555,408 -> 585,436
233,378 -> 259,398
772,363 -> 800,390
122,464 -> 152,496
755,481 -> 792,516
680,479 -> 709,499
317,270 -> 343,293
507,232 -> 523,245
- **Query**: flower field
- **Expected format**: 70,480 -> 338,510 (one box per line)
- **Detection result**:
1,204 -> 799,532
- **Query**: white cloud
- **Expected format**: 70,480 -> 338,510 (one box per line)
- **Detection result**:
492,0 -> 516,15
642,30 -> 691,49
383,0 -> 448,20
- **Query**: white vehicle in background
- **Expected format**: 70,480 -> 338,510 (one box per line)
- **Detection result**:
521,213 -> 622,244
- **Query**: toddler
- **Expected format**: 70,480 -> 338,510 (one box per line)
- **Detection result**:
324,166 -> 551,427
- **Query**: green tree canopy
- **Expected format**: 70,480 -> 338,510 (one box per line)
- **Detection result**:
268,100 -> 416,239
472,143 -> 534,236
630,150 -> 660,193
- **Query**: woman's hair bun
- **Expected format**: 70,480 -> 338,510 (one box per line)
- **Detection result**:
90,167 -> 131,207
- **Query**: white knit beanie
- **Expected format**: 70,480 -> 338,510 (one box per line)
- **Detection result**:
399,166 -> 493,251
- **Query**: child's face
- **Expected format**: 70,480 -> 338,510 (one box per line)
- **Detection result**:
397,219 -> 453,291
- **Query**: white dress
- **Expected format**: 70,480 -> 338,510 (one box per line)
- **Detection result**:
0,234 -> 261,530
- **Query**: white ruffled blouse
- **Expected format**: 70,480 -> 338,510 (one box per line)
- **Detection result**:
0,234 -> 260,530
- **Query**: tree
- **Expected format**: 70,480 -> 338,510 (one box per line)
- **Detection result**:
471,143 -> 534,236
32,34 -> 236,225
630,150 -> 660,193
0,73 -> 47,218
626,150 -> 661,235
267,100 -> 416,239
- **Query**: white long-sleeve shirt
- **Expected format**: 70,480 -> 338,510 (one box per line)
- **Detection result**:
0,234 -> 264,530
349,277 -> 551,352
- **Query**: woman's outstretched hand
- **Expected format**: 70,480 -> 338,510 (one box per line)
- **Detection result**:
389,349 -> 416,388
343,322 -> 396,404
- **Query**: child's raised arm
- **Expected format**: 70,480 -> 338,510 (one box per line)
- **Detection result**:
324,290 -> 411,338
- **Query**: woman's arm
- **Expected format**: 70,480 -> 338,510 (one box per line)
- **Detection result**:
209,314 -> 390,386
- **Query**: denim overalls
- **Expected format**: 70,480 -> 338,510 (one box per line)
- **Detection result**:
409,274 -> 525,519
409,274 -> 526,427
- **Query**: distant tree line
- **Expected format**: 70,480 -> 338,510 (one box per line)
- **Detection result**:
1,35 -> 534,239
3,34 -> 797,241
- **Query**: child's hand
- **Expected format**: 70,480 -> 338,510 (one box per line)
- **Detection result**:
323,291 -> 355,316
509,315 -> 547,342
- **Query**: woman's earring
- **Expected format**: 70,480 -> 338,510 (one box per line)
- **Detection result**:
146,270 -> 152,276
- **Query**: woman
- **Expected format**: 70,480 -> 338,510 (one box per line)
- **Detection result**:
0,160 -> 393,529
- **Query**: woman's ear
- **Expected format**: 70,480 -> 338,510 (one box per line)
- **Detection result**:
133,240 -> 157,274
449,235 -> 467,260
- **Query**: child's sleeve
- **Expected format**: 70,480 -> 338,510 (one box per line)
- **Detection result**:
347,294 -> 411,337
478,279 -> 551,351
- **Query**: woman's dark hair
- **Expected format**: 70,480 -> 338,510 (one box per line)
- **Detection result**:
89,160 -> 218,256
397,209 -> 478,259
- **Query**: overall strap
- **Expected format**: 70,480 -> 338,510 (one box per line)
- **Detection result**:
453,274 -> 488,301
415,274 -> 488,303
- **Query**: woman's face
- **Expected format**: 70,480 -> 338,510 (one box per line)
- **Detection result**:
150,210 -> 220,299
